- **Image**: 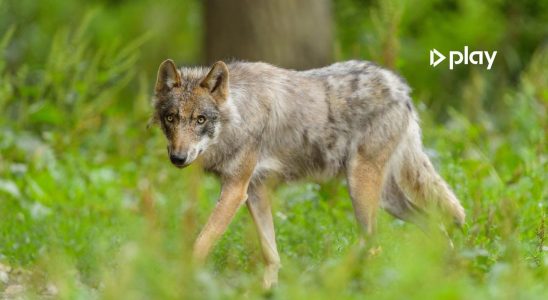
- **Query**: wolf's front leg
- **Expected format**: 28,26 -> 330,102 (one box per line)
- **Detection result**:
192,155 -> 256,263
246,183 -> 280,289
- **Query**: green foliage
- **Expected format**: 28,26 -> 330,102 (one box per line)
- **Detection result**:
0,0 -> 546,298
335,0 -> 548,117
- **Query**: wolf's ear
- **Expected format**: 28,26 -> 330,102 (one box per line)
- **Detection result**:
200,61 -> 229,103
155,59 -> 182,93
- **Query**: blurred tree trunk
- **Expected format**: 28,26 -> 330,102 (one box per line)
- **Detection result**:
204,0 -> 333,70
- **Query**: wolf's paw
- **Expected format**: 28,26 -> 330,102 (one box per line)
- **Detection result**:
262,263 -> 280,289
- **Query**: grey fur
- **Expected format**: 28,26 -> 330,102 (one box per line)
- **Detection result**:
201,61 -> 402,177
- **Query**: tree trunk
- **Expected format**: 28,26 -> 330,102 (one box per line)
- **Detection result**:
204,0 -> 333,70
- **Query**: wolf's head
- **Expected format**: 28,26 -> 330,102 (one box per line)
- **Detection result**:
150,59 -> 229,168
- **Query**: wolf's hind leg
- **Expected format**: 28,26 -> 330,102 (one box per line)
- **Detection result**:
346,146 -> 394,234
246,184 -> 281,289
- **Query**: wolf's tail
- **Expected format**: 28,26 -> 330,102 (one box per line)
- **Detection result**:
382,120 -> 465,226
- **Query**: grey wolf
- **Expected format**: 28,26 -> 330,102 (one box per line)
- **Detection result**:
149,59 -> 466,288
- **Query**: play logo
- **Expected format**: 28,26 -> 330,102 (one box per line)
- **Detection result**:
430,47 -> 497,70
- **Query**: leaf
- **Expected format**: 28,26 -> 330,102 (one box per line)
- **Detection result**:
28,101 -> 64,125
0,179 -> 20,198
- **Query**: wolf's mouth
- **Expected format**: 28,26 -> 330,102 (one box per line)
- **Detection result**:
172,162 -> 190,168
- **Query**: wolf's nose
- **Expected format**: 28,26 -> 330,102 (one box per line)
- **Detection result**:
170,153 -> 187,165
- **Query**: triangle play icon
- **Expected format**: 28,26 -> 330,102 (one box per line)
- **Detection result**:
430,49 -> 446,67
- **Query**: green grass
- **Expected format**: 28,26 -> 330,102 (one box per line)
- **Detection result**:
1,1 -> 547,299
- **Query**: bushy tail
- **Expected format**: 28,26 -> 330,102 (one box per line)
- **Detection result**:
383,122 -> 465,226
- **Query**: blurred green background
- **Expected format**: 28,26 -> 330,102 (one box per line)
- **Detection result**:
0,0 -> 546,298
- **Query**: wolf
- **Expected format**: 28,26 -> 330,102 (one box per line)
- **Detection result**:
149,59 -> 465,288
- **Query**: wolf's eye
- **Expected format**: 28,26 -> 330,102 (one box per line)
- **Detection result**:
166,115 -> 174,123
197,115 -> 206,124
